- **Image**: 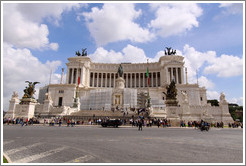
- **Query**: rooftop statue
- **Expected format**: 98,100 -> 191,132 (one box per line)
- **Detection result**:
117,64 -> 124,77
75,48 -> 87,56
82,48 -> 87,56
23,81 -> 40,99
165,47 -> 176,55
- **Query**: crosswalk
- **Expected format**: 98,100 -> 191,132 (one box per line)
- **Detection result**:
3,139 -> 98,163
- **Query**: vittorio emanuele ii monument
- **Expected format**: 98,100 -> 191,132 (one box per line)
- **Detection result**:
5,47 -> 234,126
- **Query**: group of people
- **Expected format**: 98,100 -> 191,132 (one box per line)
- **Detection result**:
228,122 -> 243,128
3,117 -> 39,126
130,118 -> 171,128
4,116 -> 243,129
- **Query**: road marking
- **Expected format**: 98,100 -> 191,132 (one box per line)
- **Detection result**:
3,140 -> 14,145
14,146 -> 67,163
67,155 -> 94,163
5,142 -> 43,155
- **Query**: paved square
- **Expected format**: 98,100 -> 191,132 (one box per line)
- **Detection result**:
3,125 -> 243,163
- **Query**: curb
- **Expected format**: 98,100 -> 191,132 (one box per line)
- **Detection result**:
3,152 -> 12,163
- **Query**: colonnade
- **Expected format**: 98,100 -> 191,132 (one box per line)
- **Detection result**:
67,67 -> 89,86
67,67 -> 184,87
167,67 -> 184,84
89,72 -> 161,88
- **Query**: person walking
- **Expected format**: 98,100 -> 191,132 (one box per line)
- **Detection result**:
26,118 -> 29,126
138,119 -> 143,131
59,118 -> 62,127
7,117 -> 10,125
157,119 -> 160,128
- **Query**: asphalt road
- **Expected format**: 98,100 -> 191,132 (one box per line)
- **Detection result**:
3,125 -> 243,164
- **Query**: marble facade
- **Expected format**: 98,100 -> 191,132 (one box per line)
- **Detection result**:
5,54 -> 234,124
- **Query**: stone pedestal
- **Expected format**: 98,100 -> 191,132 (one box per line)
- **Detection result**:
42,100 -> 53,116
180,102 -> 192,121
219,93 -> 234,124
5,99 -> 19,119
15,98 -> 37,120
112,77 -> 125,110
166,106 -> 180,127
165,99 -> 178,106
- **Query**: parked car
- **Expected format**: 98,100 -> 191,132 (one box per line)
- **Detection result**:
101,119 -> 122,128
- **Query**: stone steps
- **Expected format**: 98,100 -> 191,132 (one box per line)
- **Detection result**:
70,110 -> 136,117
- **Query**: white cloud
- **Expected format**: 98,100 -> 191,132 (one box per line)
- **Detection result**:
182,44 -> 242,83
219,3 -> 243,15
15,3 -> 80,25
228,97 -> 243,106
122,45 -> 148,63
3,43 -> 62,111
204,54 -> 243,77
89,44 -> 163,64
149,3 -> 202,37
82,3 -> 154,46
49,43 -> 59,51
3,3 -> 79,50
207,91 -> 220,100
198,76 -> 215,89
182,44 -> 216,86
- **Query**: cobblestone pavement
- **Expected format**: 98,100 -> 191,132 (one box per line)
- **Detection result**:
3,125 -> 244,164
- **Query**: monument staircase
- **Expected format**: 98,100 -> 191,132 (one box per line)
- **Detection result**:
68,110 -> 137,119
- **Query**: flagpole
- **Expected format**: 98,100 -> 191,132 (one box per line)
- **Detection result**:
147,59 -> 149,96
146,59 -> 150,110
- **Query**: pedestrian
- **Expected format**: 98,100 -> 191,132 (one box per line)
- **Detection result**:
157,119 -> 160,128
7,117 -> 10,125
26,118 -> 29,126
20,117 -> 24,126
138,119 -> 143,131
59,118 -> 62,127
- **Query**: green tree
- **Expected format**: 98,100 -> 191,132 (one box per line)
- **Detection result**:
228,103 -> 243,122
207,99 -> 219,106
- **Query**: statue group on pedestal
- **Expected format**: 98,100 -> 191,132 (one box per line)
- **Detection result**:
23,81 -> 40,99
163,80 -> 177,100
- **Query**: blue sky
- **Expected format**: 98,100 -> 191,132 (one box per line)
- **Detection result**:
2,2 -> 244,111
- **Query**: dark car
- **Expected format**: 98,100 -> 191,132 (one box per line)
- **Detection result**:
101,119 -> 122,128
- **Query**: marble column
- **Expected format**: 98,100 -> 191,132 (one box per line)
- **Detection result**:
113,73 -> 116,88
151,72 -> 154,87
175,68 -> 178,84
72,68 -> 75,84
126,73 -> 128,88
66,68 -> 70,84
181,68 -> 184,84
143,73 -> 145,87
130,73 -> 132,88
109,73 -> 112,88
134,73 -> 137,88
166,68 -> 169,84
96,72 -> 99,87
155,72 -> 158,87
139,73 -> 140,87
92,73 -> 95,87
80,68 -> 83,86
171,68 -> 173,82
105,73 -> 107,87
101,73 -> 103,87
